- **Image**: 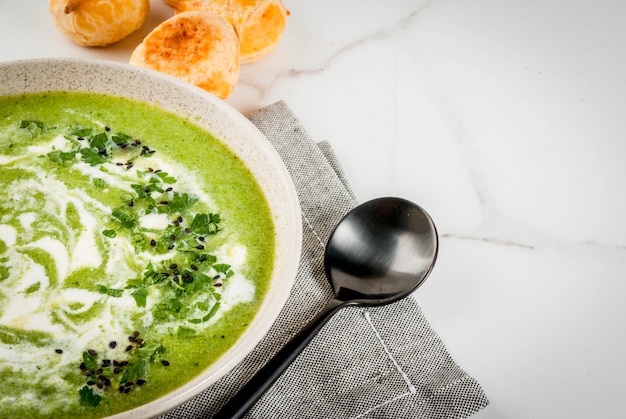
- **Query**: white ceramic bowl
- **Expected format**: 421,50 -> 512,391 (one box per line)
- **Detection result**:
0,58 -> 302,418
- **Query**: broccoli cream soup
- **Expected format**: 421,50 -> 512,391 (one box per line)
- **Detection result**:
0,92 -> 274,418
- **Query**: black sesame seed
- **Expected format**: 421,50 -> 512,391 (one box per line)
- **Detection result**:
198,255 -> 207,262
198,236 -> 205,242
161,360 -> 170,366
150,239 -> 156,246
97,383 -> 103,389
214,283 -> 223,287
160,201 -> 169,205
213,275 -> 221,280
80,362 -> 87,370
77,137 -> 85,141
87,349 -> 97,356
167,244 -> 175,250
129,336 -> 136,342
173,221 -> 180,227
118,360 -> 129,366
170,234 -> 176,241
173,268 -> 180,276
109,341 -> 117,349
196,245 -> 205,250
136,379 -> 146,386
103,378 -> 111,387
190,264 -> 198,271
184,227 -> 191,233
55,348 -> 63,354
125,345 -> 133,352
114,367 -> 123,374
105,126 -> 111,132
177,216 -> 183,223
102,359 -> 111,367
129,200 -> 134,207
166,187 -> 173,192
87,380 -> 96,386
133,331 -> 140,338
116,162 -> 124,166
148,167 -> 154,172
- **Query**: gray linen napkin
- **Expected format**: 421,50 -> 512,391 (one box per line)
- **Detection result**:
160,101 -> 489,419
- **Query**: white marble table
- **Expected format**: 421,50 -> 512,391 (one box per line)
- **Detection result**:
2,1 -> 626,417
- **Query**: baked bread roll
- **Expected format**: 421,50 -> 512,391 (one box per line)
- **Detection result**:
164,0 -> 289,63
130,11 -> 240,99
49,0 -> 149,47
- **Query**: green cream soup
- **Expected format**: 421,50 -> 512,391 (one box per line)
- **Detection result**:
0,92 -> 274,418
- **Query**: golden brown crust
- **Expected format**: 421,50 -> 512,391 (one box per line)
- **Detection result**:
163,0 -> 289,63
49,0 -> 150,47
130,11 -> 240,99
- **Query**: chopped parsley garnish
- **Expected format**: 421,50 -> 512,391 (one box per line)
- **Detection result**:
79,385 -> 102,407
20,120 -> 236,408
76,334 -> 168,401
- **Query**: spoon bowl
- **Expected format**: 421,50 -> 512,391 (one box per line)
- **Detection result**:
326,197 -> 438,304
214,197 -> 438,418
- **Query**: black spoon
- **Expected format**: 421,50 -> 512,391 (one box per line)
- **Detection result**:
213,197 -> 438,418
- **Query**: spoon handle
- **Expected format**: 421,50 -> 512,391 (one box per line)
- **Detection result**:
212,298 -> 348,419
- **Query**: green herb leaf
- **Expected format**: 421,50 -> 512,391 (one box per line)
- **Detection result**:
93,178 -> 105,188
189,213 -> 220,235
177,326 -> 197,337
112,209 -> 138,229
111,132 -> 131,145
213,263 -> 233,277
82,351 -> 99,370
89,132 -> 110,150
79,385 -> 101,407
156,171 -> 176,184
189,301 -> 220,324
102,229 -> 116,238
149,345 -> 167,362
169,192 -> 199,213
132,287 -> 149,307
70,128 -> 92,137
20,120 -> 44,130
47,149 -> 77,163
80,148 -> 109,166
120,359 -> 148,384
97,285 -> 124,297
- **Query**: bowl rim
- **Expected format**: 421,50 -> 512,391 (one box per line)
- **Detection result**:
0,57 -> 302,418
